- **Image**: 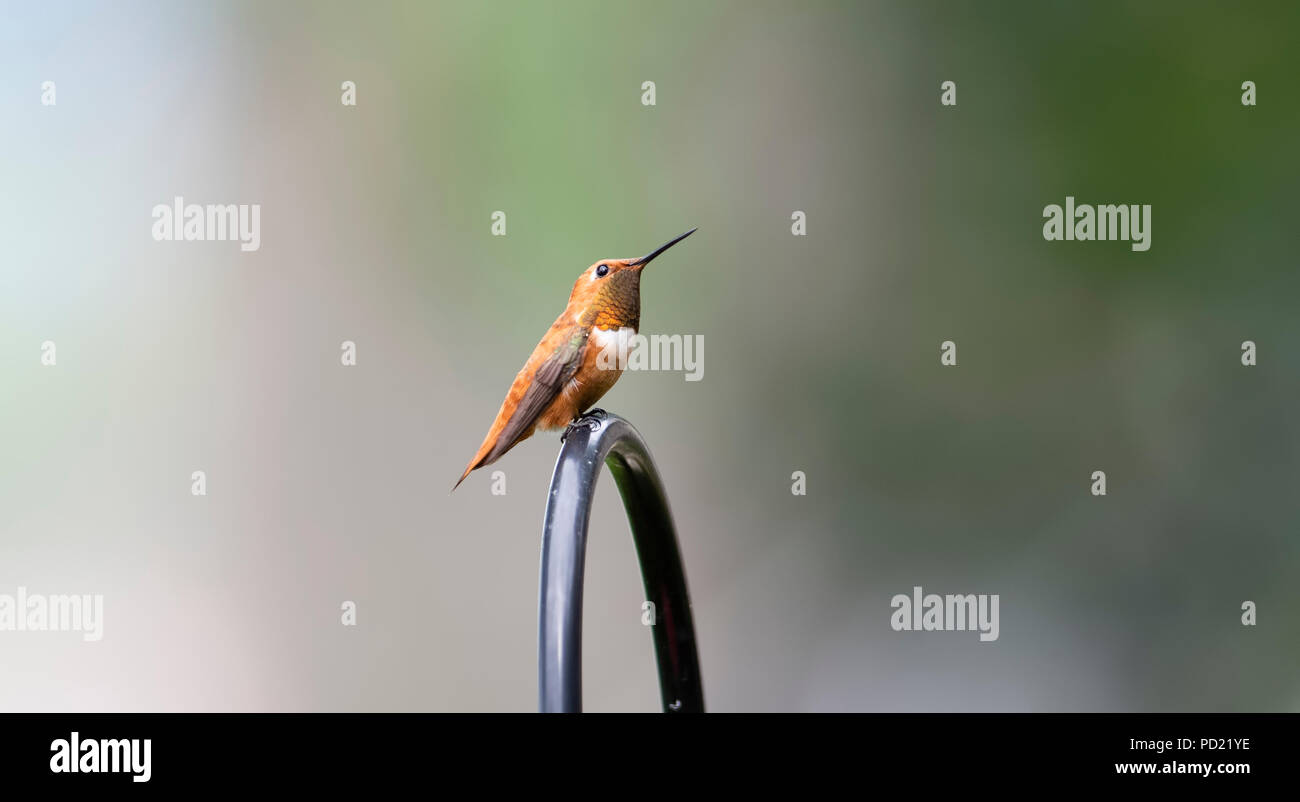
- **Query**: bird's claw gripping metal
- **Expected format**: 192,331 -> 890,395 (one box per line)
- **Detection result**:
561,409 -> 608,442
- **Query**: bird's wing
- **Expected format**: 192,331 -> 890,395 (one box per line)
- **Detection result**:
483,325 -> 589,464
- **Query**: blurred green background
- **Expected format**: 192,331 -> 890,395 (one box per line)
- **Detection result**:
1,0 -> 1296,711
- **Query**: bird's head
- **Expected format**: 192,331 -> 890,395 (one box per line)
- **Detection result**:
567,228 -> 697,330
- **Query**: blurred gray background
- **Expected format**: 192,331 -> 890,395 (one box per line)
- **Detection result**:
0,0 -> 1296,711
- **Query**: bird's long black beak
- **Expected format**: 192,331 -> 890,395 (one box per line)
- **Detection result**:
630,227 -> 697,267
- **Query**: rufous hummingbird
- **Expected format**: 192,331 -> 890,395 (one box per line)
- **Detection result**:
454,228 -> 696,490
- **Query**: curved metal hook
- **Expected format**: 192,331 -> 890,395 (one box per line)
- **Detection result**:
538,411 -> 704,713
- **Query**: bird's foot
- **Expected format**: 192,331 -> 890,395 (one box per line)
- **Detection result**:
561,409 -> 607,441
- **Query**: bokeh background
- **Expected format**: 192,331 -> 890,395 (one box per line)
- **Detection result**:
1,0 -> 1297,711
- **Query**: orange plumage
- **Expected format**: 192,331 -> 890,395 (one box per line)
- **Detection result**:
453,229 -> 695,490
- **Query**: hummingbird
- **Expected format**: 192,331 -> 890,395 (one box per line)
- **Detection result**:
453,228 -> 696,490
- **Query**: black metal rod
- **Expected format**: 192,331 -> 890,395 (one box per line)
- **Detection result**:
538,411 -> 704,713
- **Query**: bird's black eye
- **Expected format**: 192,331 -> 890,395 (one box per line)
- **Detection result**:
595,264 -> 610,277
